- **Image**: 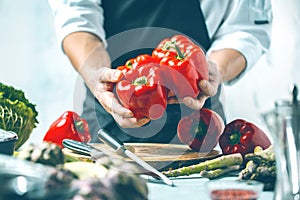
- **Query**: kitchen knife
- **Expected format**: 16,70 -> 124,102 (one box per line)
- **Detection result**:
97,129 -> 175,187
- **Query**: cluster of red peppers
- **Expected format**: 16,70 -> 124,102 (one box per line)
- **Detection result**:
178,112 -> 271,155
116,35 -> 272,154
116,35 -> 209,120
41,35 -> 272,155
43,111 -> 91,148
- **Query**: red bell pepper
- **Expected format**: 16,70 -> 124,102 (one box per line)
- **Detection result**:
177,108 -> 224,152
117,54 -> 158,75
219,119 -> 272,156
116,64 -> 168,120
152,35 -> 209,99
43,111 -> 91,148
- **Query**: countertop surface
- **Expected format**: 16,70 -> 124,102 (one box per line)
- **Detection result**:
147,175 -> 274,200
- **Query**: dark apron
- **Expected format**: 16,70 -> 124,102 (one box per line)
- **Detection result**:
82,0 -> 225,143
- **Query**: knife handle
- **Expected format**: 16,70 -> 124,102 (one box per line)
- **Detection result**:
62,139 -> 91,156
97,129 -> 125,153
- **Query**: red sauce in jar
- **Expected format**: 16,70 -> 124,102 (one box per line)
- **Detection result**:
210,189 -> 258,200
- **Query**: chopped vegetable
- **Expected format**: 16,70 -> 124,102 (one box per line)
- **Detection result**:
163,153 -> 243,177
63,161 -> 108,180
0,82 -> 38,149
17,142 -> 65,167
72,169 -> 149,200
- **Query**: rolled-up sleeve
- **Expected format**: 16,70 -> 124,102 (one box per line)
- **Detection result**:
48,0 -> 106,50
204,0 -> 272,83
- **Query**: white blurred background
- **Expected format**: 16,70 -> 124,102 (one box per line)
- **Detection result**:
0,0 -> 299,146
0,1 -> 78,145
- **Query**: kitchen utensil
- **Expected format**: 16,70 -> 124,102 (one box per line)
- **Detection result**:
0,129 -> 18,155
62,142 -> 220,171
261,84 -> 300,200
97,129 -> 175,187
62,139 -> 106,161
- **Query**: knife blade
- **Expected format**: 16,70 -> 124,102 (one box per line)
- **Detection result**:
97,129 -> 175,187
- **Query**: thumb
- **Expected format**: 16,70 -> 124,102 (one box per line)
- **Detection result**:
199,80 -> 218,96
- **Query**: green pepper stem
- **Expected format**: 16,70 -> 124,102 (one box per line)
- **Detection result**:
162,40 -> 185,60
174,44 -> 185,60
126,61 -> 133,68
195,126 -> 204,136
133,76 -> 148,86
194,121 -> 206,137
75,121 -> 84,133
229,132 -> 241,145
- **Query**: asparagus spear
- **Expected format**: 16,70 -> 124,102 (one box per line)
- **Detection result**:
239,160 -> 258,180
163,153 -> 243,177
200,165 -> 240,179
239,145 -> 276,191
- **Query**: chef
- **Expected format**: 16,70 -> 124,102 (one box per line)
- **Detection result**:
48,0 -> 271,143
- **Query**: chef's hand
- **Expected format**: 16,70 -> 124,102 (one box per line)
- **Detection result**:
89,67 -> 150,128
167,61 -> 222,109
72,38 -> 150,129
63,32 -> 150,128
182,61 -> 222,109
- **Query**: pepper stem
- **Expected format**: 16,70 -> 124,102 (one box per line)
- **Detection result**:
162,40 -> 185,60
75,121 -> 84,133
229,132 -> 241,145
133,76 -> 148,86
126,61 -> 133,68
174,44 -> 185,60
194,121 -> 206,137
195,126 -> 204,136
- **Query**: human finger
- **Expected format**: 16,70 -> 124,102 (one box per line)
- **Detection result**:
182,95 -> 208,110
96,91 -> 133,118
98,67 -> 123,83
112,114 -> 150,128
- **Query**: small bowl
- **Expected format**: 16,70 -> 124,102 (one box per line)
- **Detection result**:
0,129 -> 18,155
206,179 -> 264,200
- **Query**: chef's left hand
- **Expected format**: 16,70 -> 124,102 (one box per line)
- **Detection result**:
167,61 -> 222,110
182,61 -> 222,110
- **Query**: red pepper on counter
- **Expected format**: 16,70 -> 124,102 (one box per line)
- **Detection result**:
116,64 -> 168,120
152,35 -> 209,99
219,119 -> 272,156
177,108 -> 224,152
43,111 -> 91,148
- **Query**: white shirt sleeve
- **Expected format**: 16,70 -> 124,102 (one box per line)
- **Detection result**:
202,0 -> 272,84
49,0 -> 272,84
48,0 -> 107,49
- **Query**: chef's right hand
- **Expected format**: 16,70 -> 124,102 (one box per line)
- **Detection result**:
63,32 -> 150,128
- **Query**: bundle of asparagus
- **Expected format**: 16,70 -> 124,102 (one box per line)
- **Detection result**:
239,146 -> 276,191
163,145 -> 276,191
162,153 -> 243,178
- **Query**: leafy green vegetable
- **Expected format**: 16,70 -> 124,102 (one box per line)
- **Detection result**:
0,82 -> 38,149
